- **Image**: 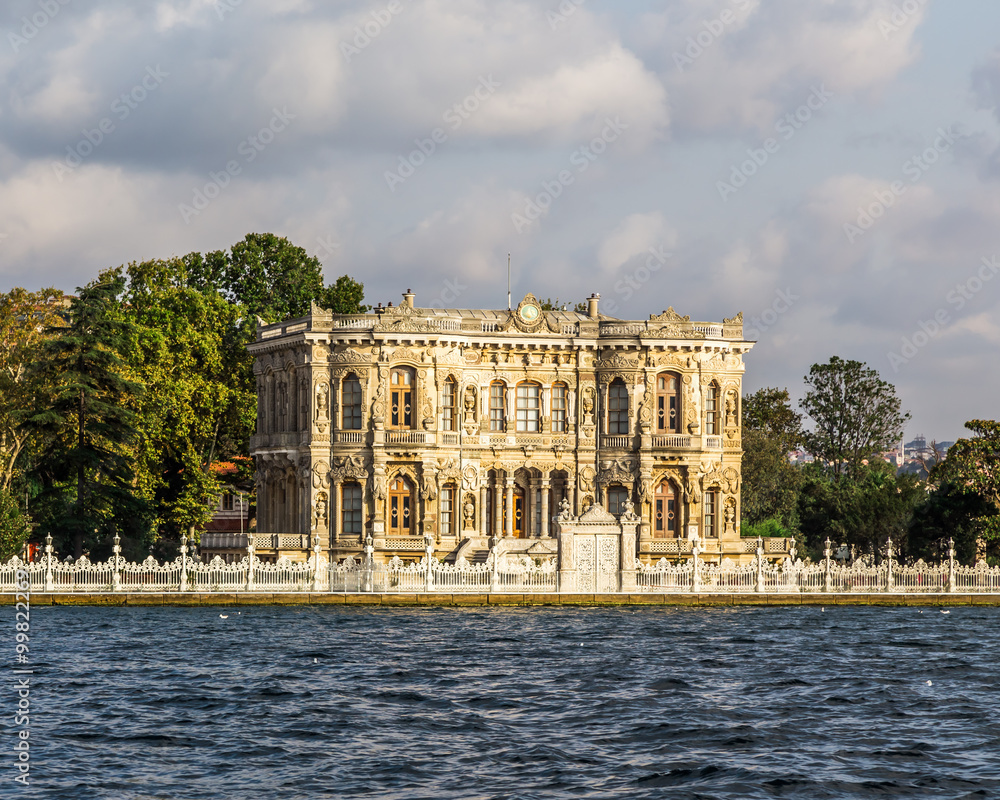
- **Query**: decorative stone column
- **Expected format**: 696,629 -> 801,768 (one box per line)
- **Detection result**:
505,478 -> 514,539
540,478 -> 550,538
620,500 -> 639,592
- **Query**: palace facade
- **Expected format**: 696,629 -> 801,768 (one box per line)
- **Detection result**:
245,291 -> 786,565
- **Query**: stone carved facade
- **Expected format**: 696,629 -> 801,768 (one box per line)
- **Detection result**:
249,291 -> 781,564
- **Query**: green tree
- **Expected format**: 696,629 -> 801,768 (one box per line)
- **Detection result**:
113,259 -> 256,545
933,419 -> 1000,558
0,487 -> 29,560
800,356 -> 910,478
320,274 -> 369,314
741,387 -> 803,533
908,480 -> 995,564
223,233 -> 326,322
539,297 -> 588,313
0,288 -> 67,495
798,460 -> 923,560
28,278 -> 148,558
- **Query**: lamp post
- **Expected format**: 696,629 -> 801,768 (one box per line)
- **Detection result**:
885,537 -> 894,592
947,537 -> 956,593
755,535 -> 765,593
424,532 -> 435,592
311,532 -> 322,592
179,534 -> 189,593
44,533 -> 54,592
245,532 -> 256,592
823,537 -> 833,593
690,534 -> 702,593
363,534 -> 375,593
112,532 -> 123,592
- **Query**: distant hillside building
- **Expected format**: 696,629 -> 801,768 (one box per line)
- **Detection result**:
247,291 -> 786,565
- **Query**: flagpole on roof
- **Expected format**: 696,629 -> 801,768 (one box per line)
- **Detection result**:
507,253 -> 511,311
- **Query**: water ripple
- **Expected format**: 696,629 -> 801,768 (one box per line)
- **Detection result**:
23,605 -> 1000,799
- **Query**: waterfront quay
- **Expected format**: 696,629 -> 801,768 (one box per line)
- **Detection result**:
5,591 -> 1000,607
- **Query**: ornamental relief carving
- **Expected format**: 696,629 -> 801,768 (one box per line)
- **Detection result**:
329,348 -> 371,365
596,353 -> 640,370
331,454 -> 368,483
649,307 -> 691,323
597,458 -> 636,487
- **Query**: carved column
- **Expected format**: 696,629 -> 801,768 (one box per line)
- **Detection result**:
540,478 -> 550,538
479,484 -> 487,538
505,478 -> 514,539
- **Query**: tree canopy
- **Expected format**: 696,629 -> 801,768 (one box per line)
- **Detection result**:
800,356 -> 910,477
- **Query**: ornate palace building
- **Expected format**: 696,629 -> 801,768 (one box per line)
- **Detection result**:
247,291 -> 782,565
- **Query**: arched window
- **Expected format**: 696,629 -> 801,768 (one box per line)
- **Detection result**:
342,483 -> 362,535
607,485 -> 628,517
551,382 -> 567,433
608,379 -> 629,435
705,382 -> 719,435
342,374 -> 362,430
440,485 -> 455,536
490,381 -> 506,432
516,382 -> 540,432
704,489 -> 719,538
441,377 -> 457,432
388,476 -> 414,535
656,373 -> 680,433
654,481 -> 677,538
390,367 -> 414,429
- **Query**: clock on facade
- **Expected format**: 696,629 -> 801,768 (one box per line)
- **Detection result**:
519,303 -> 540,323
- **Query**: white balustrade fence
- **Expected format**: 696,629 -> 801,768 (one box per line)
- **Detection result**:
4,546 -> 1000,594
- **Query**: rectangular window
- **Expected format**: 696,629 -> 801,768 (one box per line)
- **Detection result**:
516,384 -> 540,432
704,490 -> 718,538
442,381 -> 456,432
343,376 -> 362,430
490,383 -> 506,432
440,486 -> 454,536
342,484 -> 362,535
609,382 -> 629,435
607,486 -> 628,517
705,385 -> 717,436
222,493 -> 234,511
551,384 -> 567,433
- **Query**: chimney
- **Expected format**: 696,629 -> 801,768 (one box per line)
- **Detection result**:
587,293 -> 600,319
402,289 -> 415,309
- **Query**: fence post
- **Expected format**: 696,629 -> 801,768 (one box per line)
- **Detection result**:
755,536 -> 765,593
823,537 -> 832,593
947,537 -> 956,593
361,535 -> 373,593
44,534 -> 54,592
178,534 -> 188,593
246,535 -> 256,592
690,535 -> 701,593
490,550 -> 500,593
311,533 -> 322,592
424,533 -> 434,592
885,537 -> 894,592
112,533 -> 123,592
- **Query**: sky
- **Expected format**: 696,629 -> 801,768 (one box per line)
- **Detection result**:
2,0 -> 999,443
